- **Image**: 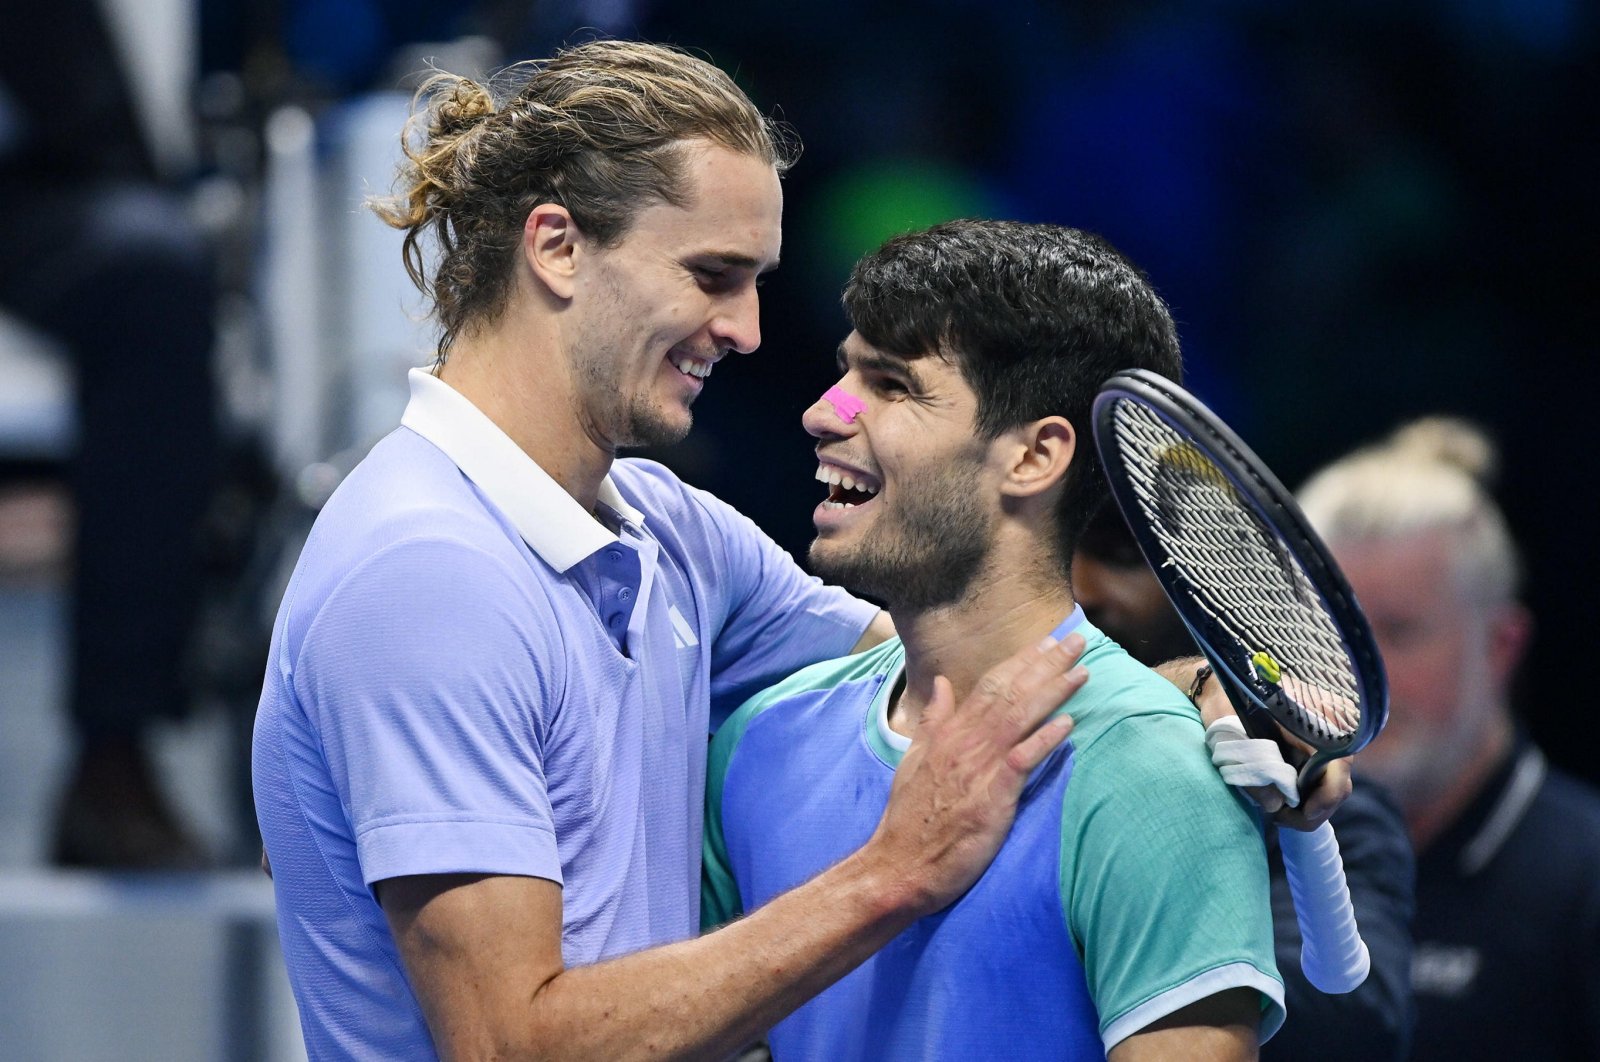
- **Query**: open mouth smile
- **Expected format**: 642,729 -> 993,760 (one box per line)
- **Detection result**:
815,463 -> 881,510
669,352 -> 716,379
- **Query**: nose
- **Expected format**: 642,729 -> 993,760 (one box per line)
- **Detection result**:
711,285 -> 762,355
803,384 -> 857,439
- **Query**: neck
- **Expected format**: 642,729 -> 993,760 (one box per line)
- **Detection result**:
438,309 -> 614,513
888,561 -> 1075,738
1405,711 -> 1515,851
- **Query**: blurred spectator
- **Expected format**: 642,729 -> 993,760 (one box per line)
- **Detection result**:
1074,504 -> 1416,1061
0,0 -> 217,867
1298,417 -> 1600,1061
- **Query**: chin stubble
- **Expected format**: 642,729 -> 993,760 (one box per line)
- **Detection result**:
810,460 -> 992,611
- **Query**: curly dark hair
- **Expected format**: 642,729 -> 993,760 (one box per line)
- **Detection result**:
843,219 -> 1183,570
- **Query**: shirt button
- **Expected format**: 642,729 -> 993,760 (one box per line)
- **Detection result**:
617,587 -> 633,601
608,613 -> 624,628
607,550 -> 623,563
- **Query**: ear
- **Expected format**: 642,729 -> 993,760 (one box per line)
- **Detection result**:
998,416 -> 1076,500
1487,601 -> 1532,691
523,203 -> 581,300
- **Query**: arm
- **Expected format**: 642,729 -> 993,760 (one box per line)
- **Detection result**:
681,478 -> 881,724
384,633 -> 1090,1061
1065,687 -> 1284,1054
851,609 -> 896,652
382,859 -> 913,1062
1109,989 -> 1261,1062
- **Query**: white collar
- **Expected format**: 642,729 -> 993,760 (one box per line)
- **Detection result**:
399,368 -> 645,573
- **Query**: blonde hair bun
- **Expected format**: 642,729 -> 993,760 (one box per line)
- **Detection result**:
1387,416 -> 1499,488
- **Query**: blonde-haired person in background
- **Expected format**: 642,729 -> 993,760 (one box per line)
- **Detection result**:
251,39 -> 1091,1061
1298,417 -> 1600,1062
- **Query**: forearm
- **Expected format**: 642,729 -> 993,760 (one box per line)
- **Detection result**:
533,851 -> 912,1059
409,850 -> 920,1062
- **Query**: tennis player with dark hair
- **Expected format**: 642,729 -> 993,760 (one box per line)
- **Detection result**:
1297,418 -> 1600,1062
704,219 -> 1286,1059
1074,504 -> 1417,1060
252,42 -> 1091,1060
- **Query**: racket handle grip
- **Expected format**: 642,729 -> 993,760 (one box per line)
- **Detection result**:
1278,822 -> 1370,994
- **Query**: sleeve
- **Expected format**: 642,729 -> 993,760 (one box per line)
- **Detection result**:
690,486 -> 878,729
1062,711 -> 1286,1052
1262,781 -> 1416,1062
290,535 -> 565,887
700,700 -> 759,931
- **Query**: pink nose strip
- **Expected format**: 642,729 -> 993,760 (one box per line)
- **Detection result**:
823,385 -> 866,424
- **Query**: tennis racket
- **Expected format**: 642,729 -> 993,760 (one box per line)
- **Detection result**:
1091,368 -> 1388,995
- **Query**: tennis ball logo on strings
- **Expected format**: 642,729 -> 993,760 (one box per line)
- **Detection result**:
1252,650 -> 1283,685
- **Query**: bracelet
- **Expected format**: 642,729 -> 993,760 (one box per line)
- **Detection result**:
1187,664 -> 1214,704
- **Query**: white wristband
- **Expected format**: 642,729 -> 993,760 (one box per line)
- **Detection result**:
1204,717 -> 1301,809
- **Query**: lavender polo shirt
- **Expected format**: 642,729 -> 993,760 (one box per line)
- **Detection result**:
253,370 -> 876,1060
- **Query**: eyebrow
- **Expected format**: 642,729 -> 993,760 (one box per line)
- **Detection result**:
698,252 -> 780,274
836,343 -> 923,386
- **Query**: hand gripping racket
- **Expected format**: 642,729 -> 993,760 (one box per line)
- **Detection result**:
1091,369 -> 1389,994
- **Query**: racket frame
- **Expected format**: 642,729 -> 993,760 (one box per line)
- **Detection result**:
1090,368 -> 1389,786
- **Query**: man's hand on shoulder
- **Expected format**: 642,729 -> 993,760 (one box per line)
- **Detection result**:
861,632 -> 1089,916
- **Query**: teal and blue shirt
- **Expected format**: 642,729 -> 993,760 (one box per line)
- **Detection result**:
704,610 -> 1285,1058
253,370 -> 877,1061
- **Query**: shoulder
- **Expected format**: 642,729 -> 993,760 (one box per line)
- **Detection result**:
1060,628 -> 1256,838
282,439 -> 560,669
611,458 -> 767,545
302,429 -> 528,581
718,640 -> 902,740
710,639 -> 902,775
1516,761 -> 1600,883
1065,624 -> 1203,751
1533,762 -> 1600,829
611,458 -> 712,519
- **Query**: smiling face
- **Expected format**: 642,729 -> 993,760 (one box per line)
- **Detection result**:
567,141 -> 783,450
803,332 -> 1003,611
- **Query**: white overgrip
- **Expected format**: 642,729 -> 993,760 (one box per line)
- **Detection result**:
1278,822 -> 1369,993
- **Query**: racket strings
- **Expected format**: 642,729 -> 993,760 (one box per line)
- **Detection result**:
1109,402 -> 1362,744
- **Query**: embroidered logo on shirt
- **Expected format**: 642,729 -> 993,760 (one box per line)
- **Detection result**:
668,604 -> 699,649
1413,943 -> 1481,997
